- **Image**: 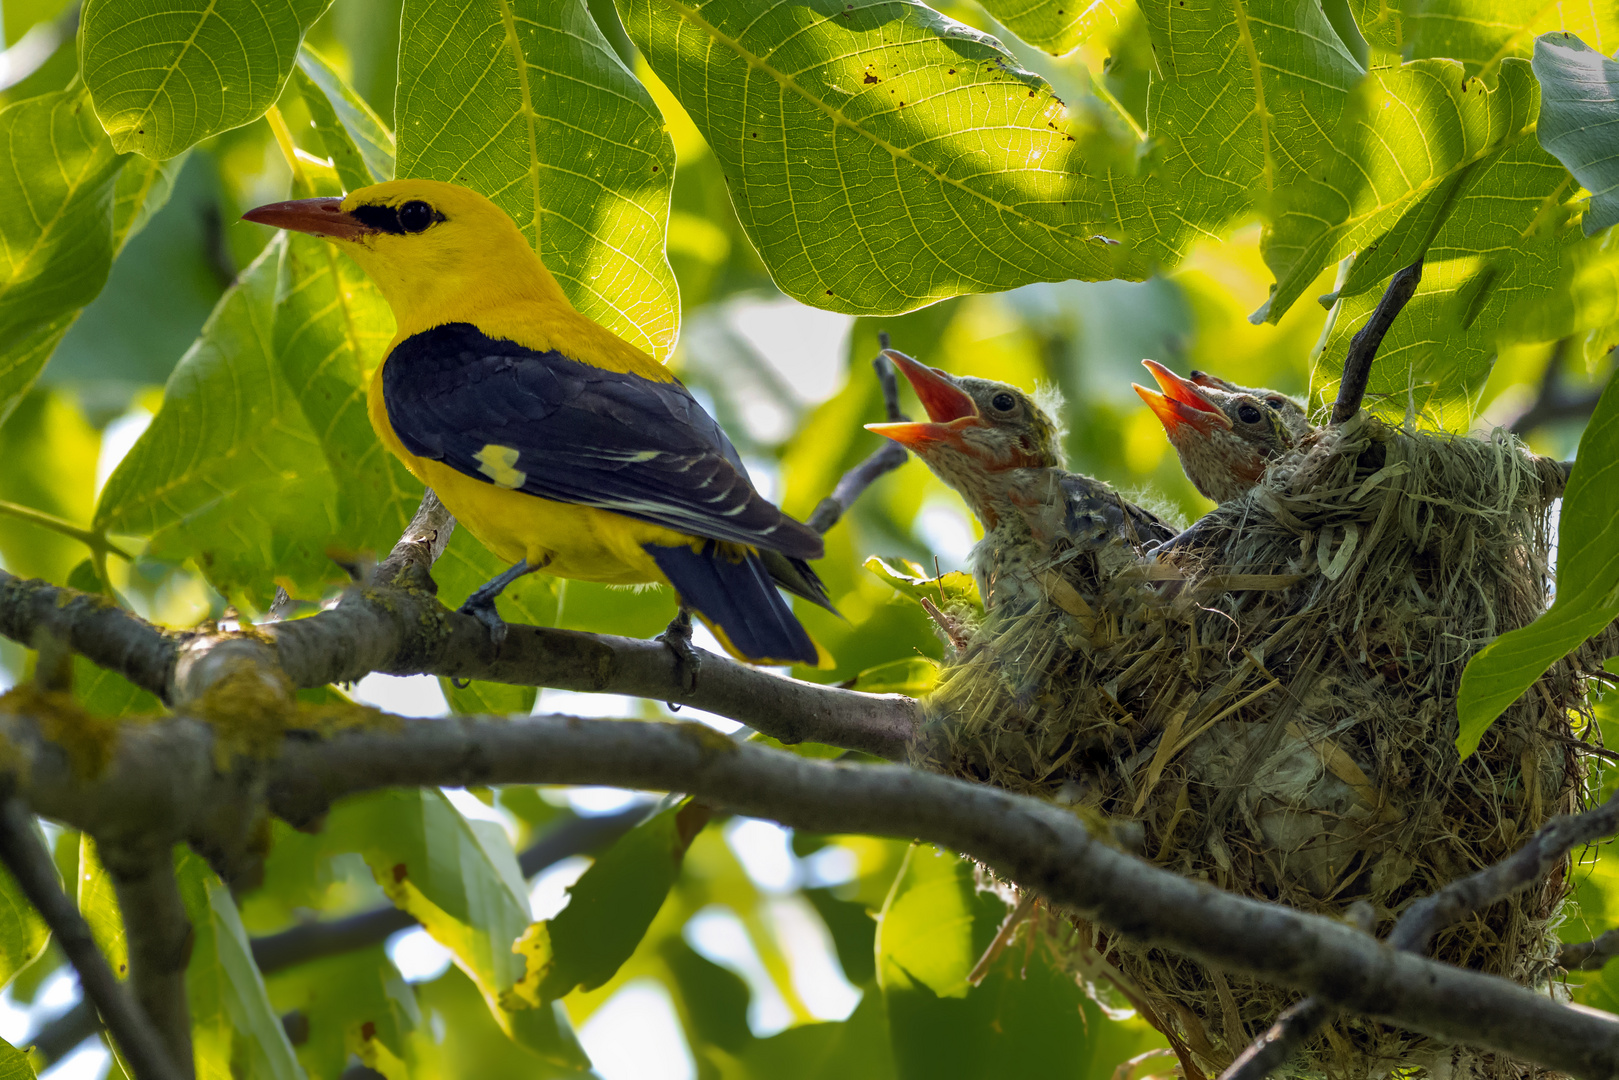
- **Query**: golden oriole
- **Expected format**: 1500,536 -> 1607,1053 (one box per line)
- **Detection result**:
244,180 -> 831,667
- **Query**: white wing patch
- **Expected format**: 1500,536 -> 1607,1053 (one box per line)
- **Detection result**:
475,444 -> 527,489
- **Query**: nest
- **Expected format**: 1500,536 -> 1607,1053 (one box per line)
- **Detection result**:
913,415 -> 1594,1079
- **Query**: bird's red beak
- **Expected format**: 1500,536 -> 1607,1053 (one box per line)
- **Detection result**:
865,349 -> 985,448
241,197 -> 373,241
1133,359 -> 1230,436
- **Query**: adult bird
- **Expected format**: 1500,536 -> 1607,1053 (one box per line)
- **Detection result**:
865,351 -> 1174,614
1133,359 -> 1302,503
243,180 -> 831,669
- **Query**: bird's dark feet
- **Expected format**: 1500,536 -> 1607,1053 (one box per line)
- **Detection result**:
658,610 -> 701,693
458,588 -> 510,648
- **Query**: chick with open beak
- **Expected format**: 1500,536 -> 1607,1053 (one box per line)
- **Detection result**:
869,351 -> 1174,613
1133,359 -> 1299,504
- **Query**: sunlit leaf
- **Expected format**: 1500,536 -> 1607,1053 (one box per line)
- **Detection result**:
294,46 -> 395,192
978,0 -> 1126,56
176,848 -> 306,1080
0,1036 -> 35,1079
864,556 -> 982,615
0,391 -> 100,587
94,239 -> 345,608
0,854 -> 48,992
395,0 -> 678,358
621,0 -> 1144,314
1457,374 -> 1619,755
1499,226 -> 1619,366
265,946 -> 422,1080
852,657 -> 939,696
76,835 -> 126,980
1349,0 -> 1404,52
1534,32 -> 1619,238
1407,2 -> 1618,77
416,965 -> 591,1079
80,0 -> 334,158
0,88 -> 123,425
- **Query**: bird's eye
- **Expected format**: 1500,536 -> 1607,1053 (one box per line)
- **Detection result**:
1265,396 -> 1286,408
1237,403 -> 1263,424
991,392 -> 1017,412
399,200 -> 436,233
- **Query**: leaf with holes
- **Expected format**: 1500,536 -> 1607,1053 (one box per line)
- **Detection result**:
620,0 -> 1148,313
79,0 -> 333,159
395,0 -> 678,359
1457,376 -> 1619,756
1534,32 -> 1619,238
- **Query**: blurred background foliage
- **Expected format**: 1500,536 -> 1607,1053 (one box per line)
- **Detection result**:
0,0 -> 1616,1077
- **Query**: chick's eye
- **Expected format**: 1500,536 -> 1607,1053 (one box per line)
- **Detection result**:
1237,403 -> 1263,424
991,392 -> 1017,412
399,200 -> 435,233
1266,396 -> 1286,408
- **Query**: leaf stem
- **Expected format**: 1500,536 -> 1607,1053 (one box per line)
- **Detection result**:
0,499 -> 130,560
264,105 -> 310,193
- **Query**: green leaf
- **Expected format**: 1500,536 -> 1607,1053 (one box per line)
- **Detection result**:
176,848 -> 307,1080
79,0 -> 334,159
415,965 -> 591,1079
978,0 -> 1127,56
621,0 -> 1143,314
739,991 -> 895,1080
0,854 -> 49,992
326,789 -> 590,1068
1349,0 -> 1404,52
294,46 -> 395,192
1408,3 -> 1618,77
1534,32 -> 1619,238
1457,375 -> 1619,755
1265,59 -> 1540,323
94,238 -> 344,607
264,946 -> 422,1080
0,87 -> 124,426
659,938 -> 753,1054
395,0 -> 678,358
0,1037 -> 35,1079
1500,227 -> 1619,366
512,802 -> 684,1004
76,834 -> 126,980
804,886 -> 877,985
876,844 -> 1163,1079
851,658 -> 939,696
1138,0 -> 1363,267
439,677 -> 538,717
864,556 -> 982,615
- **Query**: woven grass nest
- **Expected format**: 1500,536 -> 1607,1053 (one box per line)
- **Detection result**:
912,413 -> 1598,1079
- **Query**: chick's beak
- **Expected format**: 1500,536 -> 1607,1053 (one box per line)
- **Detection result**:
242,197 -> 372,241
865,349 -> 985,448
1133,359 -> 1229,437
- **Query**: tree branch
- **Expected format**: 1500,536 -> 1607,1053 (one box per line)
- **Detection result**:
1332,259 -> 1424,425
105,853 -> 194,1080
0,796 -> 182,1080
805,334 -> 910,534
1562,930 -> 1619,973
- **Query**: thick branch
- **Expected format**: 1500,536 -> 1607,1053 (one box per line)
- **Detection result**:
1332,259 -> 1424,425
1563,930 -> 1619,972
105,855 -> 194,1080
0,797 -> 182,1080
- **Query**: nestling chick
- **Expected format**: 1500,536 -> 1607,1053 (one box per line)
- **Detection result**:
1133,360 -> 1301,503
1187,370 -> 1313,440
868,351 -> 1173,613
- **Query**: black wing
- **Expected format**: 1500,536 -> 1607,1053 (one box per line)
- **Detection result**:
1058,474 -> 1177,548
383,323 -> 822,560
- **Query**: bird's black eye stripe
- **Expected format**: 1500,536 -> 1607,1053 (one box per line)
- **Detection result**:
351,200 -> 446,235
991,392 -> 1017,412
1237,403 -> 1263,424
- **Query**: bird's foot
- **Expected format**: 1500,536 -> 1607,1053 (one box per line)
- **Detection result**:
458,589 -> 510,649
658,610 -> 701,694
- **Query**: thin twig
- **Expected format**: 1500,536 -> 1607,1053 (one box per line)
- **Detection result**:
806,331 -> 911,534
1559,928 -> 1619,971
27,803 -> 650,1068
1331,259 -> 1424,425
0,499 -> 131,560
0,798 -> 182,1080
1511,339 -> 1606,436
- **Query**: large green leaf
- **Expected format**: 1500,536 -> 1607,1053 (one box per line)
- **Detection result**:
1500,227 -> 1619,366
875,844 -> 1162,1079
1407,2 -> 1618,77
94,239 -> 345,607
1534,33 -> 1619,238
620,0 -> 1144,314
1138,0 -> 1362,268
1349,0 -> 1404,52
176,848 -> 307,1080
511,802 -> 682,1004
79,0 -> 333,159
978,0 -> 1126,56
0,1037 -> 34,1079
0,856 -> 48,992
326,789 -> 590,1069
1457,375 -> 1619,756
265,946 -> 423,1080
0,88 -> 123,425
1265,58 -> 1540,323
395,0 -> 678,359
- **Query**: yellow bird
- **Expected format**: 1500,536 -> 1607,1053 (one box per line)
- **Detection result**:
244,180 -> 831,668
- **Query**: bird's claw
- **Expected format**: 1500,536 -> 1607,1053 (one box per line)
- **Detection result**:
658,613 -> 701,694
459,593 -> 509,648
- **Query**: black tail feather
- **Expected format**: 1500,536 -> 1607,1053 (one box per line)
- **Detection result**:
646,541 -> 822,666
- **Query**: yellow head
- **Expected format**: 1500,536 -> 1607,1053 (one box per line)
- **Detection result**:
242,179 -> 567,323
